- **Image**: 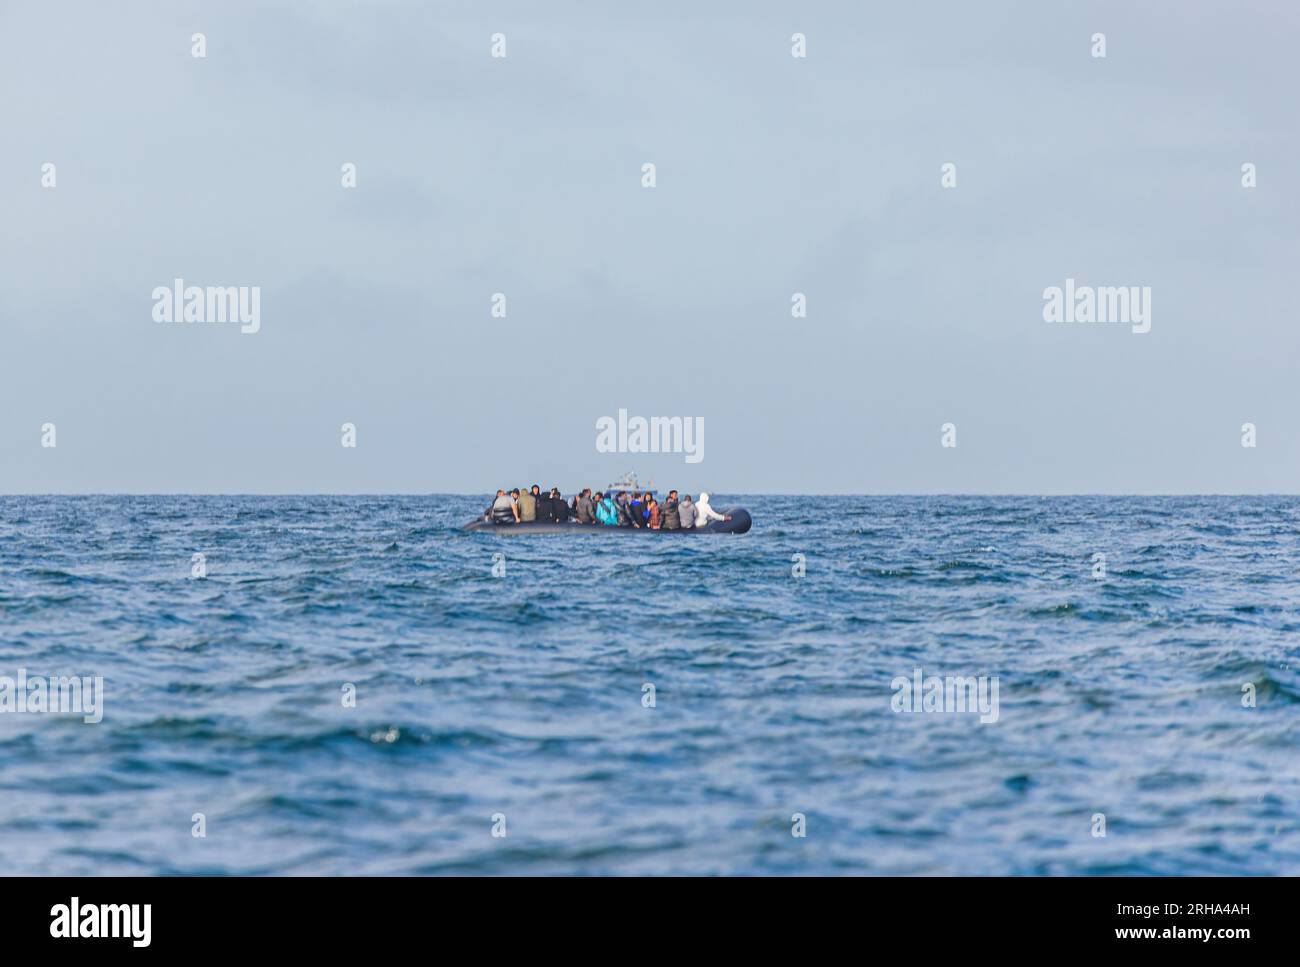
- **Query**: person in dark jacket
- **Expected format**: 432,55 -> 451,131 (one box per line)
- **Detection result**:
549,488 -> 570,522
535,486 -> 553,522
615,492 -> 638,528
538,485 -> 558,522
660,490 -> 681,530
628,492 -> 646,527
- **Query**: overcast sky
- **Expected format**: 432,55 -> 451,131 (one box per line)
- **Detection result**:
2,0 -> 1297,494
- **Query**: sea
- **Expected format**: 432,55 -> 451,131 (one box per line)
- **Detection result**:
1,495 -> 1297,875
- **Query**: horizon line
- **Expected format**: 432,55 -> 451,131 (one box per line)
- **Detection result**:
3,491 -> 1299,499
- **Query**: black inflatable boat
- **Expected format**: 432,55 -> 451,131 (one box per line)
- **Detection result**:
463,507 -> 752,535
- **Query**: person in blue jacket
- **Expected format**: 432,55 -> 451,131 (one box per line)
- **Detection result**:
594,492 -> 619,526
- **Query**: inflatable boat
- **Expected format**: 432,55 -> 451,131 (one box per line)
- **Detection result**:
463,507 -> 752,535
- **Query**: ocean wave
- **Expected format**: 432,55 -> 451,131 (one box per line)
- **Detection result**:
3,494 -> 1299,874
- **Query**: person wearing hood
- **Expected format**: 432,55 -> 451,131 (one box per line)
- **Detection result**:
677,494 -> 695,529
694,492 -> 730,528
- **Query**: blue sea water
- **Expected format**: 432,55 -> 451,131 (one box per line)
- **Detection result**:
1,494 -> 1297,876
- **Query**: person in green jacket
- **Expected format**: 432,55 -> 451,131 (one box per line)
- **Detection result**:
516,486 -> 537,522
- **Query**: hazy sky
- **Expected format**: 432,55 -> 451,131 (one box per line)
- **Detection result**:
2,1 -> 1297,494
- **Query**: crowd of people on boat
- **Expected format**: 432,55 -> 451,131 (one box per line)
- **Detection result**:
484,485 -> 731,529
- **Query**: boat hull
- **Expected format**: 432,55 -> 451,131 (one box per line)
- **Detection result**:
463,507 -> 751,535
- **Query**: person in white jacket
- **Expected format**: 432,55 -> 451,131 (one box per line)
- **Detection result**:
693,492 -> 730,528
